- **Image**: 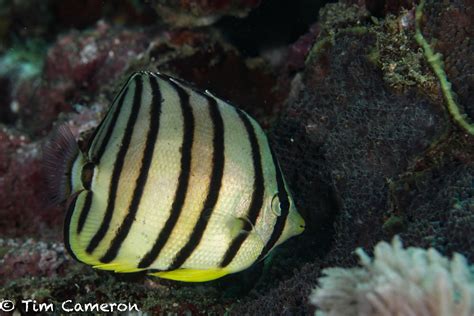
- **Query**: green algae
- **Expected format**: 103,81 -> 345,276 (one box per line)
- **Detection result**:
373,12 -> 436,91
382,214 -> 405,235
0,39 -> 46,80
306,3 -> 441,95
415,0 -> 474,136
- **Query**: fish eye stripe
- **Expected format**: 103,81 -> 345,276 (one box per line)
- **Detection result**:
138,79 -> 195,269
256,147 -> 290,261
220,109 -> 265,268
100,75 -> 163,263
81,162 -> 95,190
76,85 -> 130,236
86,75 -> 144,254
167,94 -> 226,270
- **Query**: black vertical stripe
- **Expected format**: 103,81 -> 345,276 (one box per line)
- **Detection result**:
86,75 -> 143,254
256,147 -> 290,261
91,86 -> 129,163
138,79 -> 194,269
75,87 -> 129,236
87,74 -> 137,157
77,191 -> 93,233
100,75 -> 163,263
220,110 -> 265,268
64,192 -> 82,262
167,94 -> 225,270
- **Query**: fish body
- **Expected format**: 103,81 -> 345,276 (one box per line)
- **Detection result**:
45,71 -> 305,282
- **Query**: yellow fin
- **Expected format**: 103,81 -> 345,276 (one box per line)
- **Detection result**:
93,262 -> 145,273
228,217 -> 247,237
150,268 -> 229,282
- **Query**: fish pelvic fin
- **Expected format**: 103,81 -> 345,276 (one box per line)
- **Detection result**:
150,268 -> 229,282
93,262 -> 146,273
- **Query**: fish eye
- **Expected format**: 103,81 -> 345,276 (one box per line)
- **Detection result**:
81,162 -> 95,190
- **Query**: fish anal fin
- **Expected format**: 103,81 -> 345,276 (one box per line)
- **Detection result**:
150,268 -> 229,282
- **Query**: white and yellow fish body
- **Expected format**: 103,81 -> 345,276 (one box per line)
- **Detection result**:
45,71 -> 305,282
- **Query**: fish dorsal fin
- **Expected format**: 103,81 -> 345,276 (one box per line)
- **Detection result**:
150,268 -> 229,282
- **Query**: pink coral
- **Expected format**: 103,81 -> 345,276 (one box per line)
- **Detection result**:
0,126 -> 63,239
0,239 -> 70,285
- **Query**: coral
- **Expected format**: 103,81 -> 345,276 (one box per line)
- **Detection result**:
393,161 -> 474,261
151,0 -> 261,27
130,29 -> 285,127
0,259 -> 232,314
372,9 -> 436,91
0,0 -> 472,314
17,21 -> 157,136
0,125 -> 63,239
0,0 -> 54,48
0,239 -> 70,286
275,13 -> 446,254
415,0 -> 474,135
420,0 -> 474,121
0,40 -> 46,124
447,198 -> 474,259
310,237 -> 474,316
317,2 -> 369,32
233,0 -> 473,313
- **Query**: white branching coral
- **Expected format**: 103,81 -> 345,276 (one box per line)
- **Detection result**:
310,237 -> 474,316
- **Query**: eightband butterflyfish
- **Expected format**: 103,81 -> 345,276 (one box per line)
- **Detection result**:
44,71 -> 305,282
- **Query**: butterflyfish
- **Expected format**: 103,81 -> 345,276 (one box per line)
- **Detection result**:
44,71 -> 305,282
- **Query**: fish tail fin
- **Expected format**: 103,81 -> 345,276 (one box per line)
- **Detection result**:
42,124 -> 79,206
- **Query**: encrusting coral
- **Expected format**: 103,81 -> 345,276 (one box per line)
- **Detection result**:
414,0 -> 474,135
310,236 -> 474,316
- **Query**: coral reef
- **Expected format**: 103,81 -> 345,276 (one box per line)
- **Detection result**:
151,0 -> 261,27
0,0 -> 472,314
19,21 -> 157,136
0,239 -> 69,286
130,28 -> 285,127
310,237 -> 474,316
0,126 -> 63,239
233,0 -> 474,313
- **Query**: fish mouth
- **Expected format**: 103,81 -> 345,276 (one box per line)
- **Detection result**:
291,214 -> 306,235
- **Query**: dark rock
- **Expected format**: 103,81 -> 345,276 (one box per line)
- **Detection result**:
233,0 -> 473,313
130,29 -> 285,128
151,0 -> 261,27
421,0 -> 474,121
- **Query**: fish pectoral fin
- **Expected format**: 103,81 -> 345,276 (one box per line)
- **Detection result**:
93,262 -> 145,273
150,268 -> 229,282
